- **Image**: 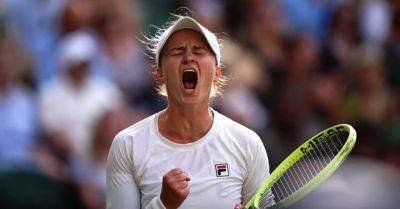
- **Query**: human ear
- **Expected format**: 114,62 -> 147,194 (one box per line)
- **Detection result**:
215,67 -> 221,77
156,68 -> 163,79
155,68 -> 165,84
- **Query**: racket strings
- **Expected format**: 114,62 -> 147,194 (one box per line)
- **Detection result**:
260,130 -> 348,208
259,189 -> 277,208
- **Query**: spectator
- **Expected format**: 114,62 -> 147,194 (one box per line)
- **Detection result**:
94,0 -> 159,113
360,0 -> 392,52
38,31 -> 123,162
73,107 -> 136,209
0,36 -> 38,171
60,0 -> 96,36
280,0 -> 333,40
5,0 -> 67,86
321,2 -> 360,73
384,7 -> 400,93
343,54 -> 392,127
266,34 -> 328,157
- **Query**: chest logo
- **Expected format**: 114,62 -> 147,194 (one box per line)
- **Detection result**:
215,163 -> 229,177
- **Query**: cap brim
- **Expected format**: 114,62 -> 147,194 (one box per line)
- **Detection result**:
156,17 -> 221,67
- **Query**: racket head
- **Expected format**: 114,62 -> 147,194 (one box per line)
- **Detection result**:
246,124 -> 357,209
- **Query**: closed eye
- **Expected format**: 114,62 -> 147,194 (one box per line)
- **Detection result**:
193,46 -> 207,54
169,47 -> 185,55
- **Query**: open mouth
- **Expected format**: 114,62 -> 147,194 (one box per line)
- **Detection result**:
182,69 -> 198,90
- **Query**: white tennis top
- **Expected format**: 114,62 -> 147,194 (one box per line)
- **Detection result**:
106,110 -> 270,209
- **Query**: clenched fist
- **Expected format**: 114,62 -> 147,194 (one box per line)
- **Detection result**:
160,168 -> 191,209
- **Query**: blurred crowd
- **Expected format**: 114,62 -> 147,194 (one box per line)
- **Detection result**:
0,0 -> 400,208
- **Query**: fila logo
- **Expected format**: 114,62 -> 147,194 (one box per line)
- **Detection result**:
215,163 -> 229,177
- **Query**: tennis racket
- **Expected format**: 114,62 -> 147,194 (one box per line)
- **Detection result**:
245,124 -> 357,209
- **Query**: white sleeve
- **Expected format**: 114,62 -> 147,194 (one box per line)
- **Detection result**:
145,196 -> 166,209
106,134 -> 166,209
107,134 -> 140,209
241,131 -> 270,205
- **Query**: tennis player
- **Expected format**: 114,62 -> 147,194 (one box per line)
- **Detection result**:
106,16 -> 270,209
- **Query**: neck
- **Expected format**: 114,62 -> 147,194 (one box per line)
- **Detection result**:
158,104 -> 214,144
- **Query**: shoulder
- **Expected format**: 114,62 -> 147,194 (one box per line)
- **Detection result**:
213,111 -> 268,177
214,110 -> 261,143
112,113 -> 156,145
108,113 -> 158,175
110,113 -> 159,156
214,110 -> 266,158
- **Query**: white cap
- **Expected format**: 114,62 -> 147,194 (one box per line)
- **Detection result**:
155,16 -> 221,67
58,31 -> 97,70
